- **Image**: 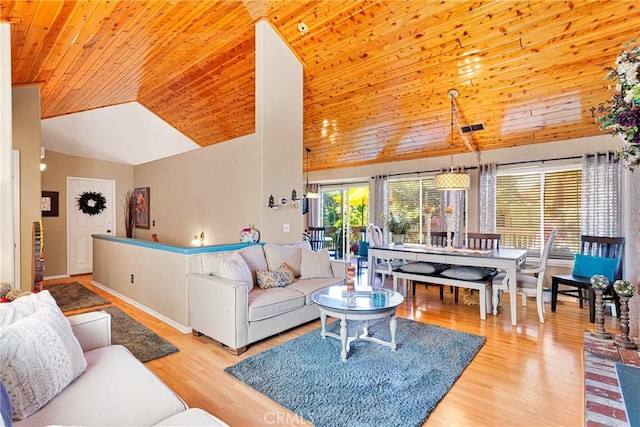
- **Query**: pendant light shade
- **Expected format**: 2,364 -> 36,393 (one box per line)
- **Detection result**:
436,89 -> 470,191
304,148 -> 319,199
435,171 -> 470,191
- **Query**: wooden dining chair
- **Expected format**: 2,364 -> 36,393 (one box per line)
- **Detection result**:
443,233 -> 501,302
467,232 -> 501,250
422,231 -> 455,298
551,235 -> 624,323
308,227 -> 328,251
430,231 -> 449,247
493,227 -> 558,322
367,223 -> 404,286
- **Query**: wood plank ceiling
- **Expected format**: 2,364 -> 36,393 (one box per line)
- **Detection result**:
2,1 -> 638,171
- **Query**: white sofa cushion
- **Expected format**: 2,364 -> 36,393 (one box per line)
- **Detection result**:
239,245 -> 268,285
247,288 -> 305,322
219,251 -> 254,292
288,277 -> 345,304
263,241 -> 311,277
190,252 -> 230,275
0,305 -> 87,420
157,408 -> 228,426
14,345 -> 186,426
300,248 -> 333,279
0,290 -> 59,327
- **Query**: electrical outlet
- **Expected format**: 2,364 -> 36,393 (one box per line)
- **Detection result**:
283,224 -> 290,232
130,274 -> 134,284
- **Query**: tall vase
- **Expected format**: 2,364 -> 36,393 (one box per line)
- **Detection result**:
445,214 -> 453,249
425,213 -> 432,247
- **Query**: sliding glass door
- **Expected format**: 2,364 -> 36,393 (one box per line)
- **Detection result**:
320,185 -> 369,260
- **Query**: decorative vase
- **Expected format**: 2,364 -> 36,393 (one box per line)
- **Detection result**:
613,280 -> 637,349
392,234 -> 404,245
445,214 -> 453,248
590,275 -> 612,339
425,213 -> 432,247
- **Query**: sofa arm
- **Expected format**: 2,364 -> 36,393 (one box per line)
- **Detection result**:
187,274 -> 249,351
330,259 -> 349,279
68,311 -> 111,352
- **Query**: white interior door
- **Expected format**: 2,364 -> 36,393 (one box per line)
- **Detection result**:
67,177 -> 115,275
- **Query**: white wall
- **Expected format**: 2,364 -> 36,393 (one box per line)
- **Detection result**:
256,20 -> 304,243
0,23 -> 13,285
133,21 -> 304,246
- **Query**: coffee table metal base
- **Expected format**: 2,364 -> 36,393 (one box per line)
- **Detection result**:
318,307 -> 398,362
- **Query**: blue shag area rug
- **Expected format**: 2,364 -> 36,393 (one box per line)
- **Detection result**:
225,318 -> 485,427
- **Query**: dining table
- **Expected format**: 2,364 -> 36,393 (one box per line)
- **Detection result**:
367,243 -> 527,326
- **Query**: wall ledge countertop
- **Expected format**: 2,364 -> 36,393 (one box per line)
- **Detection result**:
92,234 -> 261,255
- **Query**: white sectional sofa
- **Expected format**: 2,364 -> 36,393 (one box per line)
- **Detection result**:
188,242 -> 347,354
0,291 -> 227,426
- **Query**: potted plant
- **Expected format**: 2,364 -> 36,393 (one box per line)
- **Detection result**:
385,212 -> 412,244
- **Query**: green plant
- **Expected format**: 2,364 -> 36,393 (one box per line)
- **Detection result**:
385,212 -> 412,235
595,39 -> 640,170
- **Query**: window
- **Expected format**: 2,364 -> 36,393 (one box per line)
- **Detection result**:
496,166 -> 582,259
388,177 -> 441,243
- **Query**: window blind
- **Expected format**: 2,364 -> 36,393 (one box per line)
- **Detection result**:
389,178 -> 440,243
496,173 -> 541,253
496,168 -> 582,258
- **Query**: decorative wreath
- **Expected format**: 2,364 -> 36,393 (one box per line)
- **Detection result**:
77,191 -> 107,216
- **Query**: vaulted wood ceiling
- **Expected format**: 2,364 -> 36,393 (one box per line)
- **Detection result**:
2,1 -> 638,171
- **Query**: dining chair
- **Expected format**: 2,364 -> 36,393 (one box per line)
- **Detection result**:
430,231 -> 449,247
467,232 -> 501,250
366,223 -> 404,287
441,232 -> 501,302
421,231 -> 454,298
551,235 -> 624,323
308,227 -> 328,251
492,226 -> 558,322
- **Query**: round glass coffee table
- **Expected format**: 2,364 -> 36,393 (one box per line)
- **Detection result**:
311,285 -> 404,362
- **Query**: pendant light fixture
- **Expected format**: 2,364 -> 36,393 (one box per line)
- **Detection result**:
435,89 -> 471,191
304,147 -> 319,199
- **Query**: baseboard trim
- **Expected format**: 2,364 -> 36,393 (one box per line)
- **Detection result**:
90,280 -> 192,334
43,274 -> 70,280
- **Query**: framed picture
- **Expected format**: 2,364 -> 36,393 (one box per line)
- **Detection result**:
41,191 -> 59,217
133,187 -> 150,229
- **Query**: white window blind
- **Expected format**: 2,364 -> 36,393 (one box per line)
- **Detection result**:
388,177 -> 440,244
496,168 -> 581,258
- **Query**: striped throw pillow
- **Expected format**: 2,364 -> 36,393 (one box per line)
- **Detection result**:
300,248 -> 334,279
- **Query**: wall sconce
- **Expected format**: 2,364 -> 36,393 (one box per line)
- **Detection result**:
40,147 -> 47,172
190,232 -> 205,246
291,189 -> 300,209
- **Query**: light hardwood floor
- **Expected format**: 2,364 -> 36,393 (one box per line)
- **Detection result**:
44,274 -> 615,426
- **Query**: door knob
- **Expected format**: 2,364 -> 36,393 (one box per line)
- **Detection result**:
106,229 -> 112,233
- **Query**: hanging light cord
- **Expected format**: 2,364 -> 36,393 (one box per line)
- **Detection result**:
449,89 -> 481,164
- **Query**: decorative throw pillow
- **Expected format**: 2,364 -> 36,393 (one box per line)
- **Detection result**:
0,290 -> 59,327
256,263 -> 295,289
239,245 -> 268,286
300,248 -> 334,279
0,305 -> 87,420
572,254 -> 618,282
440,265 -> 496,281
263,241 -> 311,277
190,253 -> 227,275
398,262 -> 447,275
218,251 -> 254,292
